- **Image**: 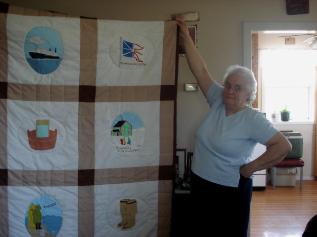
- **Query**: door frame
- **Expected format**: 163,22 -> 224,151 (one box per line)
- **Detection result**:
243,21 -> 317,69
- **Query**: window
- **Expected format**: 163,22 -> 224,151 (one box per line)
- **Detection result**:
260,49 -> 317,122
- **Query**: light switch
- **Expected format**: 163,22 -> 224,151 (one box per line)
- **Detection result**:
184,83 -> 199,92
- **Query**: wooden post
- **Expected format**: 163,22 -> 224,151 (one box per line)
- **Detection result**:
314,67 -> 317,177
251,33 -> 259,109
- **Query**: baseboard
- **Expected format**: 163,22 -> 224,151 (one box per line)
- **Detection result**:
302,176 -> 315,181
253,186 -> 266,191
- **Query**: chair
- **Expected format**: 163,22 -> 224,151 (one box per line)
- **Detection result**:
271,158 -> 304,190
271,130 -> 304,189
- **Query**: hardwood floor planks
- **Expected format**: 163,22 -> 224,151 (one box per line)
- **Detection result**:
250,180 -> 317,237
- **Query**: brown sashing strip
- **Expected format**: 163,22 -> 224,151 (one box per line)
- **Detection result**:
96,85 -> 161,102
94,166 -> 160,185
78,102 -> 95,170
0,100 -> 7,169
7,83 -> 79,101
78,17 -> 97,237
79,18 -> 97,86
158,21 -> 177,237
0,82 -> 7,98
5,166 -> 171,186
160,85 -> 176,101
78,186 -> 95,236
0,2 -> 9,13
96,85 -> 176,102
161,21 -> 177,86
79,85 -> 96,102
0,11 -> 8,166
158,164 -> 174,236
0,169 -> 8,185
5,84 -> 176,102
159,101 -> 175,167
158,165 -> 174,181
157,180 -> 173,237
78,169 -> 94,186
0,8 -> 8,236
0,11 -> 7,83
0,186 -> 8,237
8,170 -> 77,186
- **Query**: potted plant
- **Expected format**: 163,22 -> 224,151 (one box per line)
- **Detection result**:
280,107 -> 290,121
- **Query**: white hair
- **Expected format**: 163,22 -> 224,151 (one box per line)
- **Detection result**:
223,65 -> 257,106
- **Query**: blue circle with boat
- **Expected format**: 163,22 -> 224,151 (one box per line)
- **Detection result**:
24,26 -> 64,74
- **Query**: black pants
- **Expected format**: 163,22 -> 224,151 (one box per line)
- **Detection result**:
189,172 -> 252,237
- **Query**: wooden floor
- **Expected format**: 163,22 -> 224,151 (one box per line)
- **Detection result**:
250,180 -> 317,237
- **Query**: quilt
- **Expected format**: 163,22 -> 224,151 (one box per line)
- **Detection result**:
0,2 -> 177,237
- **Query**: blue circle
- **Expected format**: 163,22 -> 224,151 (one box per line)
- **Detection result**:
25,195 -> 63,236
112,112 -> 144,129
24,27 -> 64,74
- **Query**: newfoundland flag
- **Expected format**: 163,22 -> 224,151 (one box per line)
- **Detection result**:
120,38 -> 145,65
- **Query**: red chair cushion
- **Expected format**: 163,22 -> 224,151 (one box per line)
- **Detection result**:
275,159 -> 304,168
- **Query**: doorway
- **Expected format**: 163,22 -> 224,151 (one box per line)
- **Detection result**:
243,21 -> 317,237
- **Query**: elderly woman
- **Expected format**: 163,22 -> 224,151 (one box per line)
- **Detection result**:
176,18 -> 292,237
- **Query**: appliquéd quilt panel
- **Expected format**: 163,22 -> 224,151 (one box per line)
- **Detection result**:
0,2 -> 177,237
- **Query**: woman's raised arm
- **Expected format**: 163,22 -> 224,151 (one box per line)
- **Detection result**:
176,18 -> 214,97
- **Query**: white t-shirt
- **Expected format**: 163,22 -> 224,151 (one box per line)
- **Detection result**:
191,82 -> 277,187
